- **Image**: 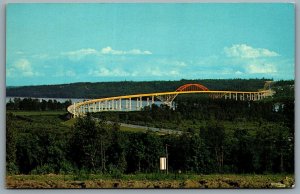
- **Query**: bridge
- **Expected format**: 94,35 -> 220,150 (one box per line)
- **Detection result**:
67,83 -> 275,117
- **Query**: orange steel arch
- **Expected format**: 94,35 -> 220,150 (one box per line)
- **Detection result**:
175,83 -> 209,92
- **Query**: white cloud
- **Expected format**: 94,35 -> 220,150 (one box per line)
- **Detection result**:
170,70 -> 180,76
127,49 -> 152,55
101,46 -> 152,55
101,47 -> 123,55
143,66 -> 181,77
61,48 -> 98,60
14,59 -> 31,71
148,67 -> 163,76
89,67 -> 131,77
7,59 -> 40,77
235,71 -> 244,75
62,47 -> 152,61
247,63 -> 277,74
224,44 -> 279,58
173,61 -> 187,67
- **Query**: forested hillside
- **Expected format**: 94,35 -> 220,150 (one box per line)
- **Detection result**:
7,79 -> 275,98
7,97 -> 294,176
6,80 -> 295,188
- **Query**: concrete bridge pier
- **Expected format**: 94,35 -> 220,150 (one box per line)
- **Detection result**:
140,97 -> 143,109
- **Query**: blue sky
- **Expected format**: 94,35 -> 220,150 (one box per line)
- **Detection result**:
6,3 -> 294,86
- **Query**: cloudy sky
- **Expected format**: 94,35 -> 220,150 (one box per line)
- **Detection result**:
6,3 -> 294,86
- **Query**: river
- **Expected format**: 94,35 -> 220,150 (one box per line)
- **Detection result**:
5,97 -> 167,110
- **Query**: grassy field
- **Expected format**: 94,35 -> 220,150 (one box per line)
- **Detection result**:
9,110 -> 268,135
9,110 -> 150,134
6,174 -> 294,189
62,116 -> 148,133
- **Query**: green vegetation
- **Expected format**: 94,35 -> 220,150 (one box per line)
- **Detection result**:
6,97 -> 72,111
7,78 -> 272,98
6,79 -> 295,188
8,111 -> 66,116
7,174 -> 294,188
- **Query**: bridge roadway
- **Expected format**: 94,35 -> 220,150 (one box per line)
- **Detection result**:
67,83 -> 274,117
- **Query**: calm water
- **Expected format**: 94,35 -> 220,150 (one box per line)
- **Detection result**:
6,97 -> 167,111
6,97 -> 88,103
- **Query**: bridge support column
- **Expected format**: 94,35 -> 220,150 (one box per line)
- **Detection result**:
73,103 -> 76,117
152,96 -> 154,104
140,97 -> 143,109
119,99 -> 122,110
147,97 -> 149,106
235,93 -> 238,101
129,98 -> 132,111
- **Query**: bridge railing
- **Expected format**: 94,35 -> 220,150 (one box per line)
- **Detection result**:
67,89 -> 275,117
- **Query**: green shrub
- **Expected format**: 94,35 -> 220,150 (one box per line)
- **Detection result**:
6,162 -> 19,175
31,164 -> 55,175
59,160 -> 74,174
108,165 -> 123,179
73,168 -> 90,181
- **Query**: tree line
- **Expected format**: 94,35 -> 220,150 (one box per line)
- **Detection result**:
7,98 -> 294,175
6,98 -> 72,111
7,78 -> 273,98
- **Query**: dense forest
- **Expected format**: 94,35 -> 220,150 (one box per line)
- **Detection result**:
6,80 -> 294,176
6,98 -> 72,111
6,78 -> 278,98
